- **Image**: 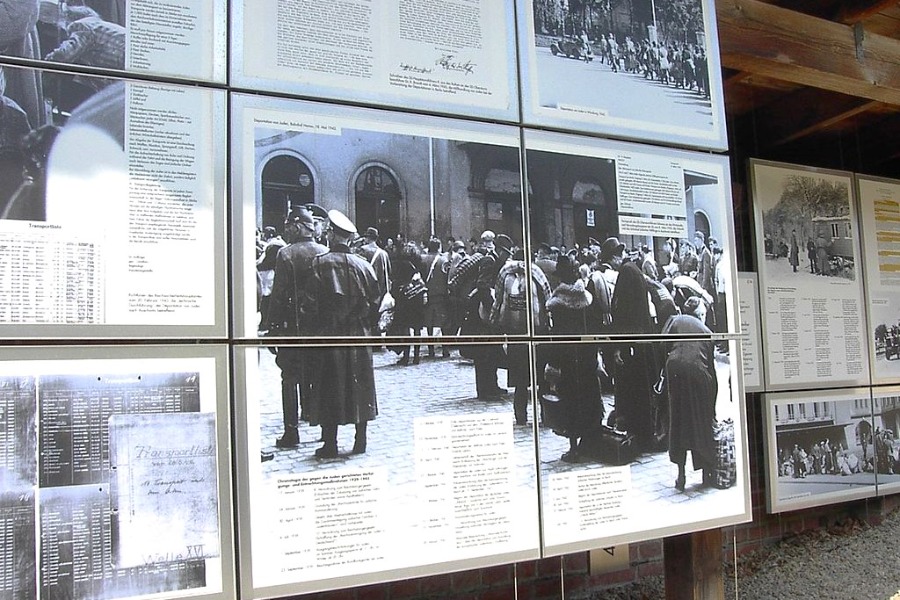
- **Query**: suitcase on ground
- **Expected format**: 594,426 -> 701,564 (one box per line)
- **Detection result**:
579,426 -> 638,466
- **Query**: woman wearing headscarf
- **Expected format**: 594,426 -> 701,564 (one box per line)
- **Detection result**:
610,261 -> 658,451
544,255 -> 602,462
661,296 -> 718,491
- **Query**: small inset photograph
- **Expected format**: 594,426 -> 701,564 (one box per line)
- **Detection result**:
764,389 -> 877,513
869,297 -> 900,382
517,0 -> 727,149
870,387 -> 900,495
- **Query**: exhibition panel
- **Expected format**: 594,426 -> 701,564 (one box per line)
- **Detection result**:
763,388 -> 876,513
516,0 -> 728,150
524,129 -> 740,337
233,343 -> 541,598
0,0 -> 227,83
534,339 -> 750,556
750,159 -> 871,391
856,175 -> 900,385
0,345 -> 235,600
231,94 -> 527,341
231,0 -> 518,122
0,64 -> 228,339
871,385 -> 900,495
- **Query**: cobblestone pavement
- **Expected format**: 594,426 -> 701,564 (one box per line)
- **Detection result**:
256,346 -> 537,497
253,345 -> 743,516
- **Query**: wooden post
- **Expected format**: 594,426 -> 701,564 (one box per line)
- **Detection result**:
663,529 -> 724,600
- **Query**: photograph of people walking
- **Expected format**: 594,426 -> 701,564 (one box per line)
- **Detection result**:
517,0 -> 727,149
765,390 -> 877,513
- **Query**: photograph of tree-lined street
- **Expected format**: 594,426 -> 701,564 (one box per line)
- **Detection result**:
525,0 -> 717,133
759,173 -> 856,284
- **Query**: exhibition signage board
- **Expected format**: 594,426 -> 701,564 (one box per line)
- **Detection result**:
525,129 -> 739,337
763,388 -> 877,513
0,0 -> 227,83
535,339 -> 750,556
737,272 -> 764,392
0,345 -> 235,600
870,385 -> 900,496
855,175 -> 900,385
750,160 -> 871,390
233,343 -> 540,597
231,0 -> 518,122
0,65 -> 227,339
231,94 -> 526,340
516,0 -> 728,151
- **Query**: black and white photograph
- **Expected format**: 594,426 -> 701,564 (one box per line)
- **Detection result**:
525,130 -> 737,338
232,95 -> 528,341
751,160 -> 869,390
234,343 -> 541,597
764,389 -> 877,513
233,0 -> 517,121
535,338 -> 749,554
0,62 -> 226,337
0,0 -> 226,82
517,0 -> 727,149
0,62 -> 120,223
0,346 -> 234,600
869,301 -> 900,383
856,175 -> 900,385
757,167 -> 856,284
870,387 -> 900,494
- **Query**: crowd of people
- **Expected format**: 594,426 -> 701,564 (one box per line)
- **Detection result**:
256,205 -> 538,459
778,429 -> 900,479
257,208 -> 730,491
779,439 -> 864,478
533,233 -> 724,489
578,29 -> 711,98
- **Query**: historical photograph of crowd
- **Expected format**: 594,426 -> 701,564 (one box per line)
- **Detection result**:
1,0 -> 126,221
869,391 -> 900,491
872,306 -> 900,380
250,115 -> 529,340
535,338 -> 743,547
526,145 -> 733,337
771,395 -> 877,509
758,170 -> 857,283
527,0 -> 716,132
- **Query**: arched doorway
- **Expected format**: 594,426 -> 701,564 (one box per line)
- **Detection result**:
572,180 -> 609,246
261,155 -> 314,231
694,211 -> 711,243
355,165 -> 401,242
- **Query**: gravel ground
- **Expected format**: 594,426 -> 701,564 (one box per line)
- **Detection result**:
584,508 -> 900,599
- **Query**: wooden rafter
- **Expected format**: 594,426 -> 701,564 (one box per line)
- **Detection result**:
715,0 -> 900,106
833,0 -> 900,25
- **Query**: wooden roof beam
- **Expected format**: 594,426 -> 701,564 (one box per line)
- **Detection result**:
833,0 -> 900,25
716,0 -> 900,106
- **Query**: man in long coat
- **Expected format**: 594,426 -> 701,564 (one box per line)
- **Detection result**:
266,208 -> 328,448
306,210 -> 382,458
